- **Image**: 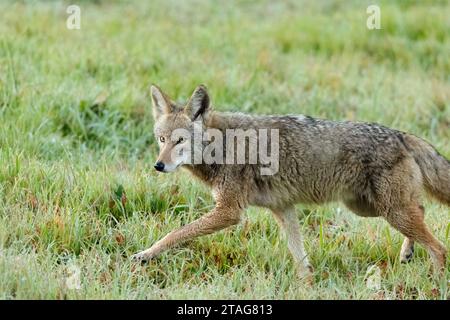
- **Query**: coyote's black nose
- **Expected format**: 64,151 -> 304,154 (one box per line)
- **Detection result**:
154,162 -> 165,172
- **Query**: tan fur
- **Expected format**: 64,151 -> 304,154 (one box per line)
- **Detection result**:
132,85 -> 449,277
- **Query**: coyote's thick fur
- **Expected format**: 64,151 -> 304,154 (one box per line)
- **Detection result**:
132,85 -> 449,278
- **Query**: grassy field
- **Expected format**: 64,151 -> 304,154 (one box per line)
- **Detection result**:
0,0 -> 449,299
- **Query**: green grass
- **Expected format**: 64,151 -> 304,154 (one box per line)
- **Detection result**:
0,0 -> 449,299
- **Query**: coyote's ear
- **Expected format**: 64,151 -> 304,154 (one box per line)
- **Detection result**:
150,85 -> 172,120
185,85 -> 210,121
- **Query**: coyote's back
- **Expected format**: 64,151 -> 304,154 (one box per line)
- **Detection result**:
243,116 -> 450,211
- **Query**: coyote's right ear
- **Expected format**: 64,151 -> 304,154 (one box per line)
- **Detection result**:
185,84 -> 210,121
150,85 -> 172,120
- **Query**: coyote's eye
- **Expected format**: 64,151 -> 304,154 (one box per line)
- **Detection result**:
159,136 -> 165,143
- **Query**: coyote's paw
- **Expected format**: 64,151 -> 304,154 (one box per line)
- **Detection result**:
131,250 -> 154,263
297,265 -> 314,286
400,245 -> 414,264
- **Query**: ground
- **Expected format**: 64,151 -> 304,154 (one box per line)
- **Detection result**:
0,0 -> 449,299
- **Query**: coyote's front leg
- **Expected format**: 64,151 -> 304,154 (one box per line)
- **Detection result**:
132,199 -> 242,262
272,207 -> 313,282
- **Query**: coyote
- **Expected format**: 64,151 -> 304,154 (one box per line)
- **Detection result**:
132,84 -> 449,279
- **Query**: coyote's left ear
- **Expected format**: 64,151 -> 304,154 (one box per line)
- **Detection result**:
185,85 -> 210,121
150,84 -> 173,120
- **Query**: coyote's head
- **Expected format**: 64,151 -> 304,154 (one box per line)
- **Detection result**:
150,84 -> 210,173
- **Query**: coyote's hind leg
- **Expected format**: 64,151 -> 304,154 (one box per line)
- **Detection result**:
386,204 -> 446,273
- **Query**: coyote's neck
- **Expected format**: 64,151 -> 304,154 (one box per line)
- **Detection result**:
183,111 -> 250,185
183,163 -> 219,186
206,110 -> 257,130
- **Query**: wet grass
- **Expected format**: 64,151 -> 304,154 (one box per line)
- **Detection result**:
0,0 -> 448,299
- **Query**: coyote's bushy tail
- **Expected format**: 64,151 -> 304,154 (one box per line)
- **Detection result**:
404,134 -> 450,205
